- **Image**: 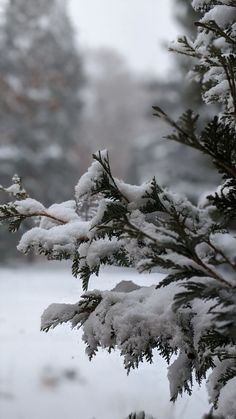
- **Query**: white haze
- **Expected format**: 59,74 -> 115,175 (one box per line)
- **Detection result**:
68,0 -> 180,77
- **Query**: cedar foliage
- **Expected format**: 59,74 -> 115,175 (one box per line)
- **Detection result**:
1,1 -> 236,417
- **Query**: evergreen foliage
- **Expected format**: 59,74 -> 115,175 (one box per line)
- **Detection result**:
1,1 -> 236,417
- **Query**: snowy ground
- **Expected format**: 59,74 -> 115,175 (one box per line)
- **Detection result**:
0,262 -> 209,419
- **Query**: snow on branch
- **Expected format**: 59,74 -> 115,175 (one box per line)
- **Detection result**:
171,1 -> 236,122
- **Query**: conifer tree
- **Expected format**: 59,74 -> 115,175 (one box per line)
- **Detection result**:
1,1 -> 236,417
0,0 -> 84,205
0,0 -> 84,260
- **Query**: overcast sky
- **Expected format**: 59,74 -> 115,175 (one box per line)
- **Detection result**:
68,0 -> 180,77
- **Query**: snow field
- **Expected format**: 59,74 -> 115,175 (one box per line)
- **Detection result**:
0,263 -> 208,419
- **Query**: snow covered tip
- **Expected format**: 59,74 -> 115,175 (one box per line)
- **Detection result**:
75,150 -> 109,200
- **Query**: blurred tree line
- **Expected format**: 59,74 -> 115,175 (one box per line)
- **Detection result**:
0,0 -> 218,262
0,0 -> 85,260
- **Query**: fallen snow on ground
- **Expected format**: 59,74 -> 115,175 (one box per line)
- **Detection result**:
0,262 -> 209,419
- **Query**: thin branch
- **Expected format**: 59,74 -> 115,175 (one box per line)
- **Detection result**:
124,215 -> 232,289
153,107 -> 236,178
195,21 -> 236,48
206,240 -> 236,272
192,253 -> 232,288
0,211 -> 67,225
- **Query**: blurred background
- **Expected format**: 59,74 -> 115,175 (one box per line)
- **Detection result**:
0,1 -> 216,418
